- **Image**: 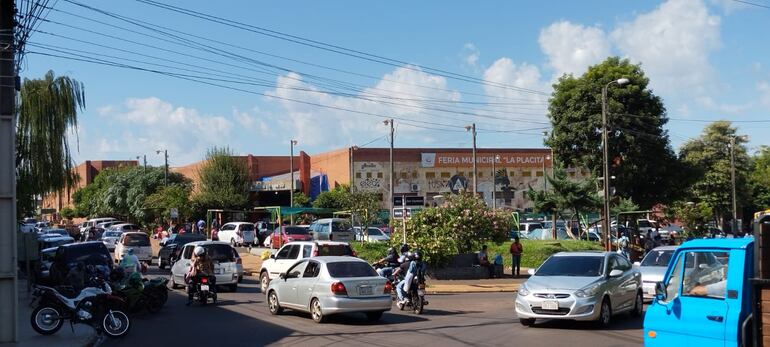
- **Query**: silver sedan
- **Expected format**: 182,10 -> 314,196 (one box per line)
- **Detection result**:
266,256 -> 392,323
515,252 -> 643,327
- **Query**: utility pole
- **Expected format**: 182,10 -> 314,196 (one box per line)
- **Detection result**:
0,0 -> 18,342
137,155 -> 147,174
157,149 -> 168,185
465,123 -> 477,195
492,154 -> 498,209
290,139 -> 297,225
601,78 -> 629,251
384,119 -> 395,230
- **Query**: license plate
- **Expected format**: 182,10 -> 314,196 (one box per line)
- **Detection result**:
542,300 -> 559,310
358,286 -> 373,295
646,287 -> 656,295
201,284 -> 210,291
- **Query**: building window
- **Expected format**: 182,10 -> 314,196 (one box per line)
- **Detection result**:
440,172 -> 450,178
366,172 -> 372,178
536,171 -> 544,177
426,172 -> 436,179
457,171 -> 465,177
478,172 -> 484,178
509,171 -> 516,177
522,171 -> 532,177
412,172 -> 418,178
356,172 -> 362,179
377,172 -> 383,179
400,172 -> 408,179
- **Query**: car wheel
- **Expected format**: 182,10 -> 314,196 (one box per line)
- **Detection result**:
519,318 -> 535,327
260,272 -> 270,293
597,298 -> 612,327
366,311 -> 383,322
170,276 -> 181,289
310,298 -> 325,323
267,291 -> 282,315
631,291 -> 643,317
237,275 -> 243,284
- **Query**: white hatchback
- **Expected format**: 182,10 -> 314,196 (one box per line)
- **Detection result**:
218,222 -> 257,247
114,232 -> 152,264
169,241 -> 243,291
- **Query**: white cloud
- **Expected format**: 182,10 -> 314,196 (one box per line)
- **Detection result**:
538,21 -> 611,78
482,58 -> 550,125
611,0 -> 721,95
462,43 -> 480,66
265,66 -> 463,148
758,81 -> 770,108
95,97 -> 234,164
696,96 -> 753,114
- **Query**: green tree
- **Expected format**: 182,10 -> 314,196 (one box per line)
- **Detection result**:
528,166 -> 601,238
59,206 -> 76,220
348,191 -> 381,244
311,185 -> 351,209
750,146 -> 770,211
145,184 -> 193,222
666,201 -> 713,238
192,147 -> 251,212
546,57 -> 683,208
16,71 -> 85,216
611,197 -> 640,217
679,121 -> 750,227
292,192 -> 311,207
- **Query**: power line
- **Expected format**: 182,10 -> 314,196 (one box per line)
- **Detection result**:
130,0 -> 550,96
730,0 -> 770,9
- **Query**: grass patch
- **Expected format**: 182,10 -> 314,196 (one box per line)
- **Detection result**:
351,239 -> 603,269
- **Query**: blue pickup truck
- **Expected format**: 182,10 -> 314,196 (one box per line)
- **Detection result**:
643,211 -> 770,347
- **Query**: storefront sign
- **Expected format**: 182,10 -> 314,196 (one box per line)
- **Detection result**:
421,152 -> 551,168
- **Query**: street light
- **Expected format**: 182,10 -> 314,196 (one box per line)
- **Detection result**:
384,119 -> 394,230
156,149 -> 168,186
465,123 -> 477,195
492,154 -> 500,209
601,77 -> 630,251
730,135 -> 748,234
349,145 -> 359,193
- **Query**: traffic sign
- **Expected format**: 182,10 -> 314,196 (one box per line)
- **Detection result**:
170,208 -> 179,218
393,196 -> 425,206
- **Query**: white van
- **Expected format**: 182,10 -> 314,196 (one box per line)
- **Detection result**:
82,217 -> 117,235
308,218 -> 354,242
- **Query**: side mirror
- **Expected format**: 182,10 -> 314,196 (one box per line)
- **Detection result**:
609,269 -> 623,277
527,268 -> 535,276
270,254 -> 275,259
633,261 -> 641,267
279,272 -> 286,280
654,281 -> 666,301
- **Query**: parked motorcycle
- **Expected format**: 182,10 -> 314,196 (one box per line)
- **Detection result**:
110,270 -> 168,314
30,278 -> 131,338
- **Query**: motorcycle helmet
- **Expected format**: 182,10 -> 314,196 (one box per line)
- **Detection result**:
403,251 -> 414,261
399,243 -> 410,253
387,247 -> 396,256
413,249 -> 423,261
194,246 -> 206,257
127,248 -> 134,255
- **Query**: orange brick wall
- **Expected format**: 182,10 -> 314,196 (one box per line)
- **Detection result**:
41,160 -> 138,215
311,148 -> 351,188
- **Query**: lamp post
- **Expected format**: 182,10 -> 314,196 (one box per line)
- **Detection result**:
384,119 -> 394,230
542,154 -> 551,191
730,135 -> 748,234
349,146 -> 359,193
492,154 -> 500,209
155,149 -> 168,186
601,78 -> 630,251
465,123 -> 477,195
136,155 -> 147,174
290,139 -> 297,224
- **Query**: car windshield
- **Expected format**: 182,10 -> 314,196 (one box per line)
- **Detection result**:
366,228 -> 383,236
641,250 -> 674,267
47,229 -> 68,236
204,244 -> 237,262
285,227 -> 309,235
326,261 -> 377,278
332,221 -> 351,232
316,244 -> 354,256
62,245 -> 111,268
536,256 -> 604,277
240,224 -> 255,231
124,234 -> 150,246
104,231 -> 121,237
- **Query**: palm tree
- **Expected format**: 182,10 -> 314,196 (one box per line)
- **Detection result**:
16,70 -> 85,216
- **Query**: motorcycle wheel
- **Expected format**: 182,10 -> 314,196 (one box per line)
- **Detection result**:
200,291 -> 208,305
31,305 -> 63,335
412,292 -> 424,315
100,310 -> 130,338
146,294 -> 163,314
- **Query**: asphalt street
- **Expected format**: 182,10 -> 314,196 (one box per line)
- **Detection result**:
102,269 -> 644,347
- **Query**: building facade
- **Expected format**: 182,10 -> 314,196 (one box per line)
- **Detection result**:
41,160 -> 138,213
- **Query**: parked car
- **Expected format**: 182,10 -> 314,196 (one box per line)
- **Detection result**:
157,233 -> 207,269
309,218 -> 354,242
267,225 -> 313,248
353,227 -> 391,243
37,247 -> 58,282
38,235 -> 75,251
635,246 -> 677,301
265,256 -> 392,323
218,222 -> 257,247
81,217 -> 118,235
101,230 -> 123,252
33,221 -> 51,234
47,242 -> 113,286
515,251 -> 643,327
170,241 -> 243,291
256,221 -> 279,245
526,228 -> 571,240
657,225 -> 683,241
109,223 -> 141,233
43,228 -> 69,237
114,232 -> 152,264
259,241 -> 356,292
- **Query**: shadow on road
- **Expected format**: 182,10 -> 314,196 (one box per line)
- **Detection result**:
527,313 -> 644,332
419,308 -> 485,316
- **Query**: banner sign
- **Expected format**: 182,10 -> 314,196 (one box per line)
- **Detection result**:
421,152 -> 551,168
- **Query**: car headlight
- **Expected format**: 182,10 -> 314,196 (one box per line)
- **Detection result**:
518,284 -> 531,296
574,282 -> 602,298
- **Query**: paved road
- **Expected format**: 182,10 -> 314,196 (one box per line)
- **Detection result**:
102,269 -> 643,347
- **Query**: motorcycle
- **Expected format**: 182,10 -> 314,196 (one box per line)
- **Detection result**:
189,274 -> 217,305
396,270 -> 428,314
110,270 -> 169,314
372,262 -> 401,301
30,278 -> 131,338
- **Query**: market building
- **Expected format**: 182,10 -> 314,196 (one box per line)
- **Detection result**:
41,160 -> 138,214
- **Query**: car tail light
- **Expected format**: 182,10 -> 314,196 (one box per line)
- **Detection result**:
384,281 -> 393,294
351,249 -> 357,257
201,277 -> 209,284
331,282 -> 347,295
312,248 -> 318,257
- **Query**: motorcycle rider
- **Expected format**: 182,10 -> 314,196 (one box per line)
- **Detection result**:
119,248 -> 141,274
374,247 -> 400,278
186,246 -> 215,305
395,250 -> 424,308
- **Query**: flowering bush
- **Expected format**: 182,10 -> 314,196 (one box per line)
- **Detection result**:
392,193 -> 511,266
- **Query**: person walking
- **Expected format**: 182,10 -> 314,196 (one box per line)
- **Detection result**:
509,237 -> 523,277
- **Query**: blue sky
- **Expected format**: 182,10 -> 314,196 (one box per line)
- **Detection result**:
21,0 -> 770,167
